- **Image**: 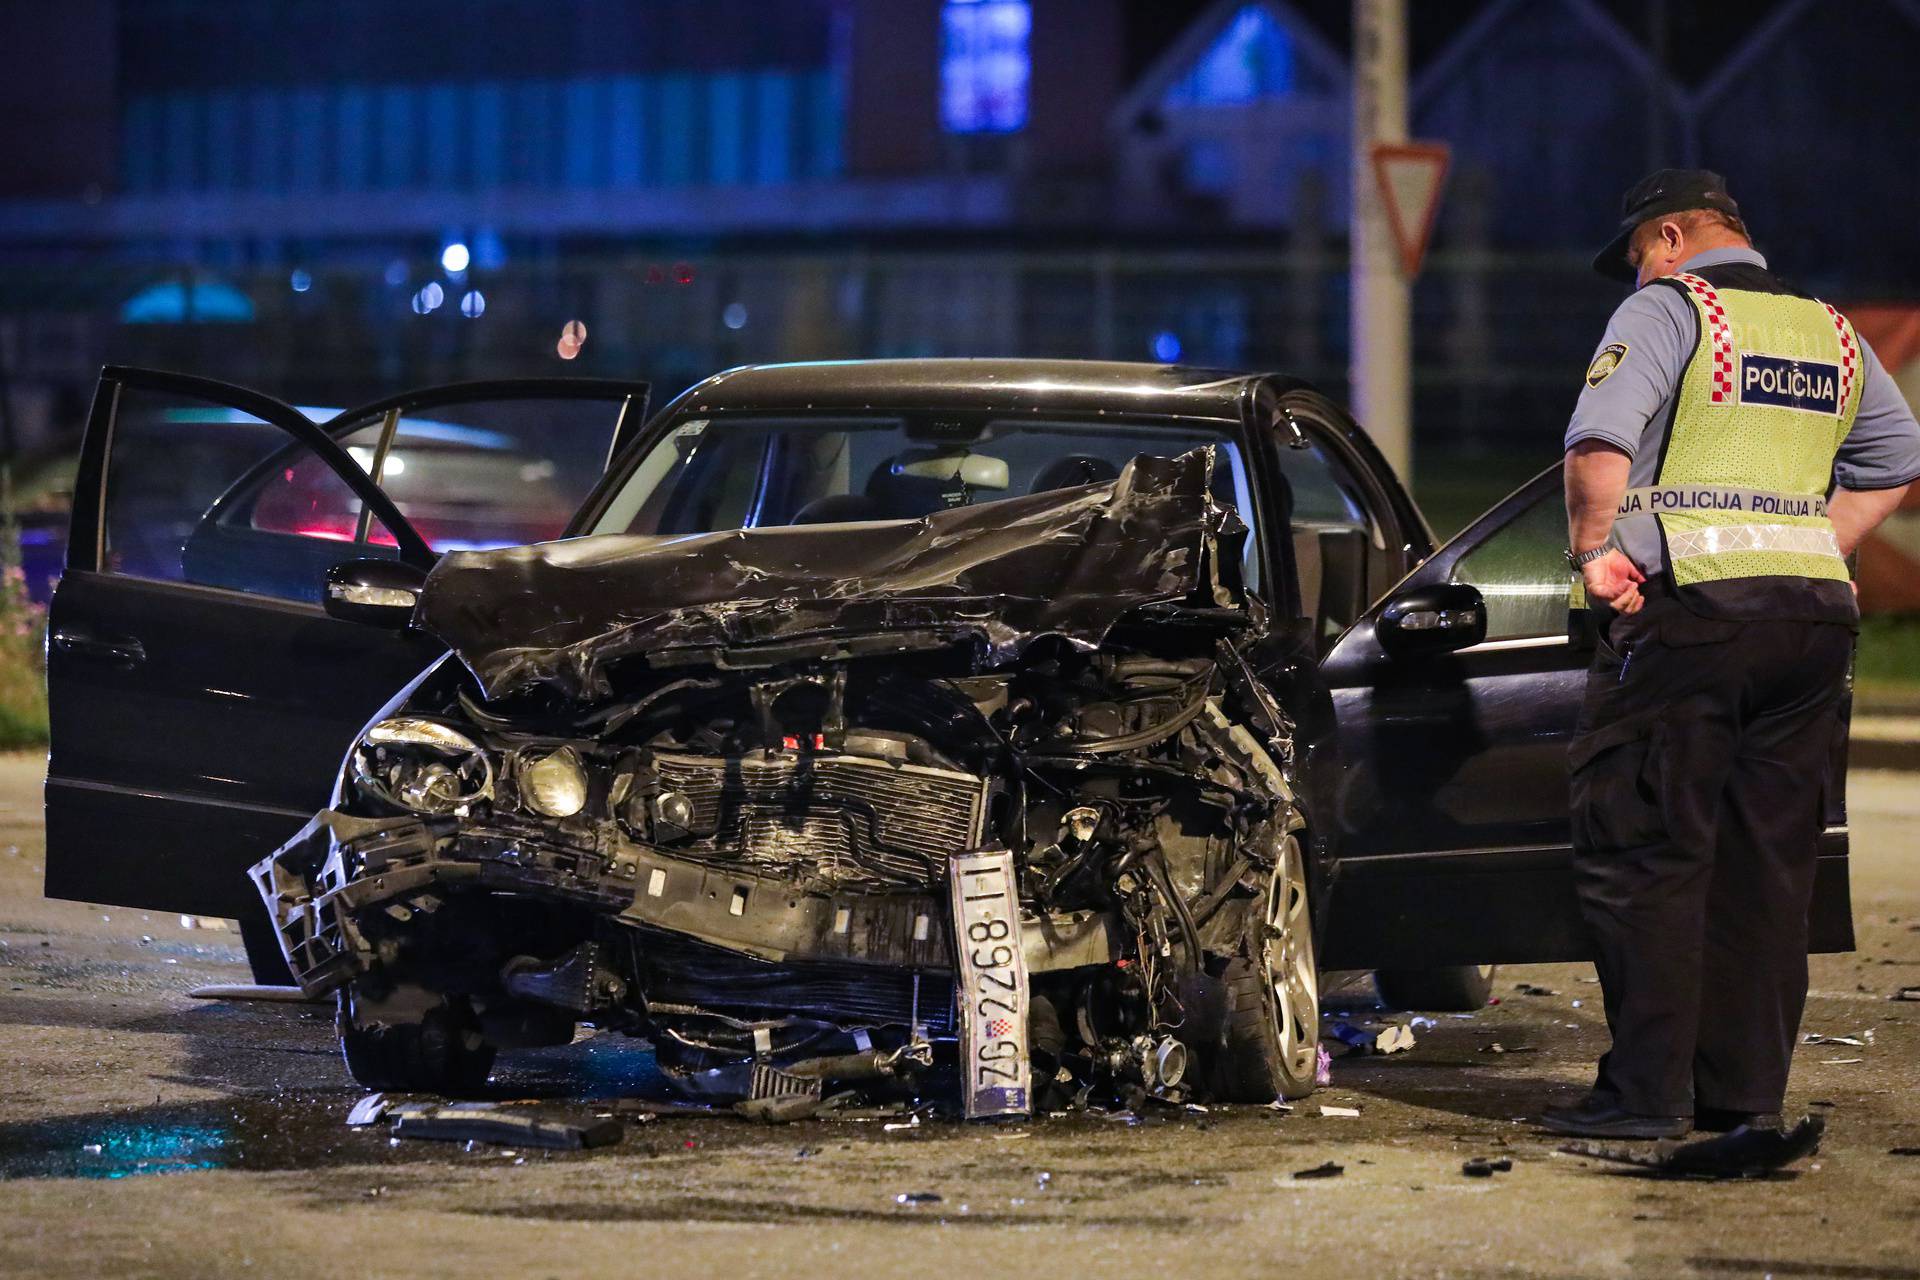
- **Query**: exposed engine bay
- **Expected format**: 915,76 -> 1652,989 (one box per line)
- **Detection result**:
254,451 -> 1320,1115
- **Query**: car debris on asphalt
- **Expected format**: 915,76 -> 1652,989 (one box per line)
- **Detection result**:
184,983 -> 314,1003
1557,1115 -> 1825,1180
1327,1019 -> 1416,1055
1292,1161 -> 1345,1179
347,1094 -> 624,1150
346,1092 -> 397,1127
1462,1156 -> 1514,1177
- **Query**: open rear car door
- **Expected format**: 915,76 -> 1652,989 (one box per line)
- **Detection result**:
1314,465 -> 1854,971
45,368 -> 650,956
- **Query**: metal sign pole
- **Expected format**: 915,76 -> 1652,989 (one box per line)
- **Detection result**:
1351,0 -> 1412,483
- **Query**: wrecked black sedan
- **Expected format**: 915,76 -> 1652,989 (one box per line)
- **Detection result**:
44,361 -> 1859,1114
264,447 -> 1318,1113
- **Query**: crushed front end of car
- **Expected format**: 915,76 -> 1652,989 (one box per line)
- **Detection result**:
253,450 -> 1317,1114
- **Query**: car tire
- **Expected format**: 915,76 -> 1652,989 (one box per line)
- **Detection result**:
337,986 -> 496,1094
1373,964 -> 1497,1013
1209,832 -> 1320,1103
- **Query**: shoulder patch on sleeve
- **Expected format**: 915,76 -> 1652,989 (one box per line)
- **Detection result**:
1586,342 -> 1629,389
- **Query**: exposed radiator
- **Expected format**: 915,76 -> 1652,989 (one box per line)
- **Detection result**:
638,929 -> 958,1035
651,750 -> 986,891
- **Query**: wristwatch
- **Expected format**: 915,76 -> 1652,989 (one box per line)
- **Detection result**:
1566,545 -> 1613,572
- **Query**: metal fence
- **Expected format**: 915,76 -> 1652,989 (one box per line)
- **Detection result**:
0,246 -> 1639,475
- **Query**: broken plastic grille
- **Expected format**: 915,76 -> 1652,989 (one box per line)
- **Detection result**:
650,752 -> 987,890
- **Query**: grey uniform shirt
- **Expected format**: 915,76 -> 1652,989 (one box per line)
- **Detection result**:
1563,246 -> 1920,574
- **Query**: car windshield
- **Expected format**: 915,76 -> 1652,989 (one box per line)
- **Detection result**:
590,413 -> 1263,592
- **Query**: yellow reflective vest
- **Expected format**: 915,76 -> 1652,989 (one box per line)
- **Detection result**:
1632,270 -> 1862,589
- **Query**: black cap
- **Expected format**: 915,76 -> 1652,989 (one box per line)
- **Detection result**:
1592,169 -> 1742,282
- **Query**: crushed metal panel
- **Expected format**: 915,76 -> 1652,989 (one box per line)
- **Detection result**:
416,448 -> 1247,700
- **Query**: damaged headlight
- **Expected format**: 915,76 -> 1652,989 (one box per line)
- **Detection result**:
349,719 -> 493,815
518,746 -> 589,818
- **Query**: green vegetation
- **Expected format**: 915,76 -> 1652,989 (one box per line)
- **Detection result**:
0,469 -> 49,750
1857,615 -> 1920,697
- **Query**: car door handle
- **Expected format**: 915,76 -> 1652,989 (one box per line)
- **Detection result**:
52,629 -> 146,666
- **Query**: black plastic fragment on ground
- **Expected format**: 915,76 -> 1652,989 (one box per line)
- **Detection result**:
1559,1115 -> 1824,1180
390,1108 -> 625,1150
1292,1161 -> 1345,1180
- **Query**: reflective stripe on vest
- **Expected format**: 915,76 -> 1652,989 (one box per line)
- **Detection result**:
1665,523 -> 1842,563
1654,273 -> 1861,587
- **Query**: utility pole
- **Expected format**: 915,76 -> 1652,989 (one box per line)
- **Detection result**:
1350,0 -> 1411,481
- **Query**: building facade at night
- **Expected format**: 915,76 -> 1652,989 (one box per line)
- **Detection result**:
0,0 -> 1916,460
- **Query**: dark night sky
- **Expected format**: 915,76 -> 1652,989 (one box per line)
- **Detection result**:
123,1 -> 1802,93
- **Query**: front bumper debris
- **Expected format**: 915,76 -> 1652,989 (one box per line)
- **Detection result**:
251,808 -> 1121,1001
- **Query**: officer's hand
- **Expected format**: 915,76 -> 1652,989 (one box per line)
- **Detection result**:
1581,550 -> 1646,615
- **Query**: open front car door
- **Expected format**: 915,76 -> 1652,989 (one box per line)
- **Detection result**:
44,369 -> 650,962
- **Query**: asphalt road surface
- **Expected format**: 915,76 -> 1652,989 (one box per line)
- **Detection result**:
2,754 -> 1916,1280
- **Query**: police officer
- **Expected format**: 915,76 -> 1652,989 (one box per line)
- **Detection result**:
1544,170 -> 1920,1139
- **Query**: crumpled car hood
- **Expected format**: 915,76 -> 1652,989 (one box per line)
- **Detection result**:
416,448 -> 1247,700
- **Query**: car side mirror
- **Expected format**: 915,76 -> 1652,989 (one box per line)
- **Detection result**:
324,559 -> 427,628
1377,582 -> 1488,660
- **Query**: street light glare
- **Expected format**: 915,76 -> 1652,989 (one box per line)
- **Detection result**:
440,242 -> 471,274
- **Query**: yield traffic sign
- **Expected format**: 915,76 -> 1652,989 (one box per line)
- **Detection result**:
1370,142 -> 1451,278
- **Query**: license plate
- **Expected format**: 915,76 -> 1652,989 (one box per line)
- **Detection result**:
949,849 -> 1031,1119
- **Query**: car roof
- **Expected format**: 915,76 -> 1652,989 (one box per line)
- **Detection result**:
670,359 -> 1310,423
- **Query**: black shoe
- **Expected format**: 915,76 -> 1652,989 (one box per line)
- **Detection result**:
1539,1098 -> 1690,1139
1693,1107 -> 1783,1134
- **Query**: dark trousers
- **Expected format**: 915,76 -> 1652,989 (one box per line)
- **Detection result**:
1568,590 -> 1852,1117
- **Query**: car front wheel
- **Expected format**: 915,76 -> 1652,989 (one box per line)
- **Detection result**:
1209,832 -> 1320,1102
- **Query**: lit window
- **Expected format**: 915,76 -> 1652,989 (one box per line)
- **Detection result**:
1166,4 -> 1296,107
942,1 -> 1031,134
